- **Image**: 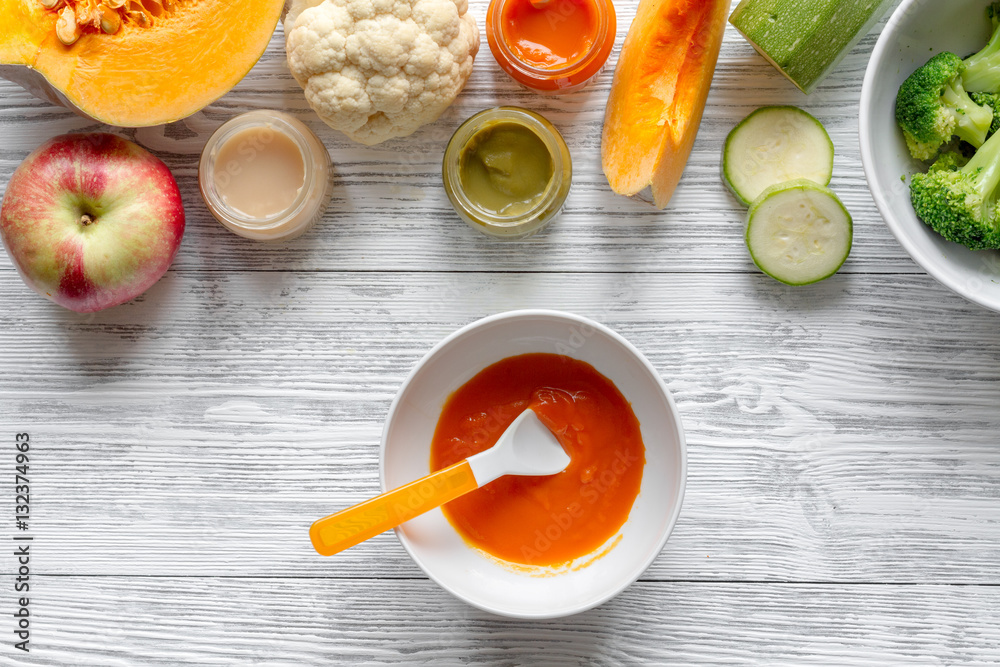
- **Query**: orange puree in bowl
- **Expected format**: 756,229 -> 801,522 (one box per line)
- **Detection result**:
429,353 -> 645,566
500,0 -> 599,70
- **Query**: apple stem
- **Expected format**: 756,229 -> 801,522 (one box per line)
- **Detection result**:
79,213 -> 94,226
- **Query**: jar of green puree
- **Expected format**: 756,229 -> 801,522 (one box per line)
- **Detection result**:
443,107 -> 572,239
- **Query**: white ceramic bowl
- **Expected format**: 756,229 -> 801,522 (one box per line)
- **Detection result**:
860,0 -> 1000,312
380,310 -> 686,619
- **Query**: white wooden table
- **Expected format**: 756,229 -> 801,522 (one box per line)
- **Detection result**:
3,0 -> 1000,663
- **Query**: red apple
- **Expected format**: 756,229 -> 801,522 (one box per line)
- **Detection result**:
0,133 -> 185,313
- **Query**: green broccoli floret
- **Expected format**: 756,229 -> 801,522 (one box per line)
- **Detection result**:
910,129 -> 1000,250
971,91 -> 1000,136
895,52 -> 994,161
928,150 -> 969,172
961,2 -> 1000,92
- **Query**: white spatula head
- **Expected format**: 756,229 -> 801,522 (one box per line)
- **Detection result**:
466,408 -> 570,487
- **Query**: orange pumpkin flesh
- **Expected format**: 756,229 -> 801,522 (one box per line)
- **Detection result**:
601,0 -> 728,208
0,0 -> 283,126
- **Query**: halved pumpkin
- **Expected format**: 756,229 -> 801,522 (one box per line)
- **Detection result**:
601,0 -> 728,208
0,0 -> 283,126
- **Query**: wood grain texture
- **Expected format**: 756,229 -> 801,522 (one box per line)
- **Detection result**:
10,578 -> 1000,665
3,0 -> 1000,663
0,270 -> 997,584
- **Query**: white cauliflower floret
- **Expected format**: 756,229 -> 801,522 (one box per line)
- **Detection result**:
285,0 -> 479,145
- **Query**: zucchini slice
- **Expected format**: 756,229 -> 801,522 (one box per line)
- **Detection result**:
745,179 -> 852,285
723,106 -> 834,206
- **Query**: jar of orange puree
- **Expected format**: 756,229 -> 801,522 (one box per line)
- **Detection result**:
486,0 -> 616,93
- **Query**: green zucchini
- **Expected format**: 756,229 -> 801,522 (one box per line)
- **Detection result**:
723,106 -> 834,206
745,179 -> 852,285
729,0 -> 894,94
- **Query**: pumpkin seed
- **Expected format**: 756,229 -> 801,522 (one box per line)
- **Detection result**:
126,6 -> 151,26
98,4 -> 121,32
55,5 -> 79,44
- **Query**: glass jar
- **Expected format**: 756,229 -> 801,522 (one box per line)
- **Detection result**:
199,110 -> 334,242
486,0 -> 616,93
443,107 -> 572,240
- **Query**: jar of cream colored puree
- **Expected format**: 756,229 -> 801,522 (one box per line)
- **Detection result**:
199,110 -> 334,241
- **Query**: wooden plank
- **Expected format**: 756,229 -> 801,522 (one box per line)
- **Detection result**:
7,578 -> 1000,664
0,4 -> 929,275
1,270 -> 997,580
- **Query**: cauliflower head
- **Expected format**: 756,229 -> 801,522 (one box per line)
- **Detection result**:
284,0 -> 479,145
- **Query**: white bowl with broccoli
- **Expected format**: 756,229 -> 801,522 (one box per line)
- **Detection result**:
860,0 -> 1000,312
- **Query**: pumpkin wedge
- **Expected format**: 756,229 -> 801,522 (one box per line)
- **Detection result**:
602,0 -> 728,208
0,0 -> 283,127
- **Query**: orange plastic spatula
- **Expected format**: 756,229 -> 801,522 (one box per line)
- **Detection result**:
309,408 -> 570,557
